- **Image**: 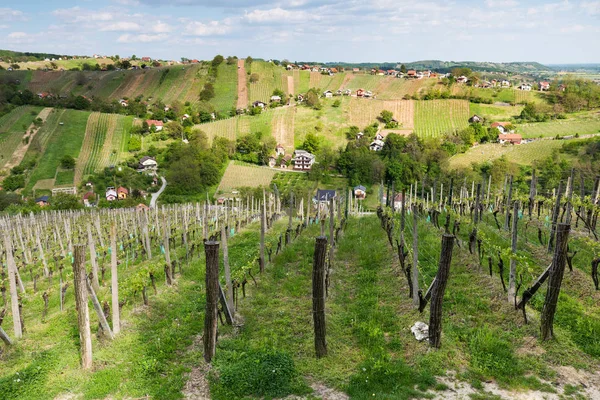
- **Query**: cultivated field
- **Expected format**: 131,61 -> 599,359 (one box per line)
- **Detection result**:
518,115 -> 600,138
217,161 -> 278,194
345,98 -> 415,129
209,62 -> 238,112
236,59 -> 248,109
469,103 -> 524,121
248,61 -> 285,103
414,99 -> 470,137
448,139 -> 575,168
24,109 -> 90,191
271,107 -> 296,150
0,106 -> 44,168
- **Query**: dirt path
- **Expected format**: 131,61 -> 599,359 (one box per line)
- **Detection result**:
287,75 -> 294,98
236,59 -> 248,109
272,107 -> 295,151
2,107 -> 52,172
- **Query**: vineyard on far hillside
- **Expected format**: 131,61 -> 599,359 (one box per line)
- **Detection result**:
518,115 -> 600,138
209,63 -> 238,112
414,99 -> 470,137
217,161 -> 278,194
248,61 -> 285,103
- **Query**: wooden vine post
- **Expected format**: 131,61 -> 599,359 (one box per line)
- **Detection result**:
110,223 -> 120,335
72,244 -> 93,369
429,233 -> 455,348
221,225 -> 234,315
312,236 -> 328,358
508,201 -> 519,303
3,232 -> 22,339
541,223 -> 570,341
203,241 -> 220,363
412,203 -> 420,307
548,182 -> 563,252
504,175 -> 513,231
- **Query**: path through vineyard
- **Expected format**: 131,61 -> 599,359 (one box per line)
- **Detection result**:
272,106 -> 295,151
2,107 -> 52,173
236,59 -> 248,109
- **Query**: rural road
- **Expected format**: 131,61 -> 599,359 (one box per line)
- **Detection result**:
150,176 -> 166,208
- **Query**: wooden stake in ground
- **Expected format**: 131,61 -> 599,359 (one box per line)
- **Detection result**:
203,241 -> 220,363
3,232 -> 22,339
259,201 -> 266,273
412,203 -> 420,307
429,233 -> 455,348
508,201 -> 519,303
110,223 -> 120,335
541,223 -> 570,341
72,244 -> 93,369
220,225 -> 234,316
548,182 -> 563,252
312,236 -> 328,358
87,224 -> 100,292
504,175 -> 513,231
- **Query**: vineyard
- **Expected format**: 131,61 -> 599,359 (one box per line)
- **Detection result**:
216,161 -> 278,194
209,63 -> 238,112
518,115 -> 600,138
414,99 -> 470,137
271,106 -> 295,150
448,140 -> 576,169
0,168 -> 599,399
24,109 -> 90,191
0,106 -> 42,169
345,98 -> 415,129
248,61 -> 285,103
469,103 -> 524,121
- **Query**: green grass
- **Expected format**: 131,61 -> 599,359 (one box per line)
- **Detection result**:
414,99 -> 470,137
248,61 -> 285,103
54,169 -> 74,186
210,62 -> 238,112
469,103 -> 524,121
25,109 -> 90,191
518,116 -> 600,138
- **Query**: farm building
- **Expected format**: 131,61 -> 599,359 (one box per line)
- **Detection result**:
490,122 -> 513,134
253,101 -> 266,108
106,187 -> 117,201
343,89 -> 352,96
518,83 -> 532,91
270,95 -> 282,102
323,90 -> 333,98
369,139 -> 385,151
315,189 -> 336,203
292,150 -> 315,171
117,187 -> 129,200
498,133 -> 522,145
469,115 -> 482,123
83,191 -> 96,207
138,156 -> 158,173
275,144 -> 285,156
35,196 -> 49,207
146,119 -> 163,131
456,76 -> 468,84
354,185 -> 366,199
539,81 -> 550,91
356,89 -> 365,97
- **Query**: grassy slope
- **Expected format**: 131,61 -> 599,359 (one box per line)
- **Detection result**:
469,103 -> 524,121
414,99 -> 469,137
0,106 -> 43,167
210,62 -> 238,112
248,61 -> 285,103
518,113 -> 600,138
25,109 -> 90,190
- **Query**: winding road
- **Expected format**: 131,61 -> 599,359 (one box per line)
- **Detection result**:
150,176 -> 166,208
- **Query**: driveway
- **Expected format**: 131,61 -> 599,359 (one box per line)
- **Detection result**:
150,176 -> 166,208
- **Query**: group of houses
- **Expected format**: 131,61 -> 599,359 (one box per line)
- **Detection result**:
517,81 -> 557,91
469,115 -> 523,145
267,146 -> 315,171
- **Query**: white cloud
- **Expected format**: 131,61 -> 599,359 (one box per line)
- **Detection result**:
117,33 -> 167,42
185,20 -> 233,36
485,0 -> 518,7
152,21 -> 172,33
8,31 -> 27,39
100,21 -> 142,31
581,1 -> 600,14
560,24 -> 586,32
52,7 -> 114,23
112,0 -> 140,5
0,8 -> 27,22
243,7 -> 316,23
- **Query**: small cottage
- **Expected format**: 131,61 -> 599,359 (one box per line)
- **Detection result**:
117,186 -> 128,200
354,185 -> 366,200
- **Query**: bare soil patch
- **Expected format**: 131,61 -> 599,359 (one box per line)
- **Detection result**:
236,59 -> 248,109
3,107 -> 52,172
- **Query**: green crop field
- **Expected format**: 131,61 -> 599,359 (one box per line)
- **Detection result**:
75,112 -> 119,184
25,109 -> 90,191
518,115 -> 600,138
448,139 -> 579,169
294,69 -> 311,94
54,169 -> 75,186
248,61 -> 285,103
469,103 -> 524,121
210,62 -> 238,112
414,99 -> 470,137
217,161 -> 278,194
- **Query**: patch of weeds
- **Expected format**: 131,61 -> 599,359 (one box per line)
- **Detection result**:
210,347 -> 309,399
468,328 -> 522,382
347,355 -> 435,399
469,393 -> 503,400
0,351 -> 56,400
563,384 -> 580,395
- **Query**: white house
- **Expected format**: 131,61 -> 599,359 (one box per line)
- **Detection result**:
369,139 -> 385,151
253,101 -> 266,108
292,149 -> 315,170
146,119 -> 163,131
539,81 -> 550,91
138,156 -> 158,172
105,187 -> 117,202
518,83 -> 532,91
270,95 -> 282,102
275,144 -> 285,156
456,76 -> 468,84
501,80 -> 511,88
323,90 -> 333,98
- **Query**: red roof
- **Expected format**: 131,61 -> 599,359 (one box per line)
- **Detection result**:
146,119 -> 163,126
83,191 -> 94,200
500,134 -> 522,144
117,186 -> 129,194
407,70 -> 416,75
491,122 -> 511,128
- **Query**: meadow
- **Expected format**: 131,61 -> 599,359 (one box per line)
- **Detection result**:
0,106 -> 43,168
216,161 -> 279,194
518,114 -> 600,138
414,99 -> 470,137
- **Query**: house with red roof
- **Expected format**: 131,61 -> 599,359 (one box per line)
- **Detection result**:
539,81 -> 550,91
498,134 -> 522,145
491,122 -> 512,134
146,119 -> 163,131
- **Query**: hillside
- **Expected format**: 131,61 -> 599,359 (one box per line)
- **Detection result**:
400,60 -> 552,74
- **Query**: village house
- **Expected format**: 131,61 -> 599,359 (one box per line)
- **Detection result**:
275,144 -> 285,157
393,193 -> 404,210
106,187 -> 117,201
490,122 -> 512,134
141,56 -> 151,62
315,189 -> 336,204
35,196 -> 49,207
539,81 -> 550,91
354,185 -> 366,200
297,94 -> 305,102
146,119 -> 163,131
137,203 -> 150,211
253,101 -> 266,108
117,186 -> 128,200
356,131 -> 364,140
286,64 -> 294,70
268,156 -> 277,168
138,156 -> 158,173
456,76 -> 468,84
323,90 -> 333,98
119,99 -> 129,107
501,80 -> 511,88
356,88 -> 365,97
280,155 -> 292,169
369,139 -> 385,151
292,149 -> 315,171
518,83 -> 532,91
406,70 -> 417,79
352,68 -> 360,73
270,95 -> 282,102
182,113 -> 190,121
343,89 -> 352,96
469,114 -> 482,123
83,191 -> 95,207
498,133 -> 522,145
364,90 -> 373,98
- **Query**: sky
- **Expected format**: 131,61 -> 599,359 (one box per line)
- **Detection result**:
1,0 -> 599,64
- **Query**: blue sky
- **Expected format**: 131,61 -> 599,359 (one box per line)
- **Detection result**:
1,0 -> 599,64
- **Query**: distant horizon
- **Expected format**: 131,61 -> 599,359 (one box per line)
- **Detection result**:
2,0 -> 599,64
